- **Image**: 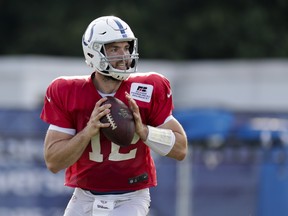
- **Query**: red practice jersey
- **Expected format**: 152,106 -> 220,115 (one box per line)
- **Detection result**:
40,72 -> 174,192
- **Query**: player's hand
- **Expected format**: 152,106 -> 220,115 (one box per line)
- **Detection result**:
85,97 -> 111,138
125,92 -> 148,141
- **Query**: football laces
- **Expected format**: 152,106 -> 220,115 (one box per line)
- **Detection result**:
106,113 -> 117,130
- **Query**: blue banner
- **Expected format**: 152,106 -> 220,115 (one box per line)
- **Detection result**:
0,135 -> 73,216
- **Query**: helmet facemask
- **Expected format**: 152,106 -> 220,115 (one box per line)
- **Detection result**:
98,39 -> 139,80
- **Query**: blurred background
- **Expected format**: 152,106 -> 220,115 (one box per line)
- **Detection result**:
1,0 -> 288,215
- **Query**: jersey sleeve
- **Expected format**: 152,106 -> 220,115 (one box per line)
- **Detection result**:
147,73 -> 174,126
40,78 -> 74,128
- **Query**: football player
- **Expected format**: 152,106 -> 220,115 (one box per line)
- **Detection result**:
41,15 -> 188,216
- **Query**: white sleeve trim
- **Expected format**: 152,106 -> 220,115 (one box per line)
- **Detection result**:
48,124 -> 76,135
163,115 -> 174,124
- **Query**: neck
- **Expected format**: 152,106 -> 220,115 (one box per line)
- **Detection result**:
93,72 -> 122,94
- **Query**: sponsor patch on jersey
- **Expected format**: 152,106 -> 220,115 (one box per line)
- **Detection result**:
130,83 -> 153,103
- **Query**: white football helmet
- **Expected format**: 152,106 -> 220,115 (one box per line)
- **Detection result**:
82,16 -> 139,80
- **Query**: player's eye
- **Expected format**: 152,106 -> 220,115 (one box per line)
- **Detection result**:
109,47 -> 117,53
125,46 -> 130,52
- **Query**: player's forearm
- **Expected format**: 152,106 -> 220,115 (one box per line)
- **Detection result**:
143,117 -> 188,160
44,129 -> 92,173
166,131 -> 188,161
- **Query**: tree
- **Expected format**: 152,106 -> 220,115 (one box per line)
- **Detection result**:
1,0 -> 288,59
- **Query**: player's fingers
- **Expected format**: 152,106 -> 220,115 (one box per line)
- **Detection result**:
125,92 -> 139,113
125,92 -> 141,119
98,122 -> 110,128
87,110 -> 110,133
125,93 -> 144,131
96,107 -> 110,121
125,92 -> 147,138
91,100 -> 111,117
96,97 -> 108,107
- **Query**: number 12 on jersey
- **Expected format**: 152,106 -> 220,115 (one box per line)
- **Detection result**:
89,133 -> 139,162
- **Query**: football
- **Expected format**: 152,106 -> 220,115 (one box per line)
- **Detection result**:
100,96 -> 135,147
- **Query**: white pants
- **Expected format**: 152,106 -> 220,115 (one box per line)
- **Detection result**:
63,188 -> 151,216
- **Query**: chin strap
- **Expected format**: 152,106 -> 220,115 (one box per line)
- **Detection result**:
144,126 -> 176,156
